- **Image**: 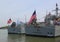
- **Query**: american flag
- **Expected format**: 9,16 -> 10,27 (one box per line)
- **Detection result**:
28,10 -> 37,24
7,18 -> 12,24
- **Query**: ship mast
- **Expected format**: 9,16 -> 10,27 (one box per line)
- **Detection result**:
56,3 -> 59,16
53,3 -> 60,17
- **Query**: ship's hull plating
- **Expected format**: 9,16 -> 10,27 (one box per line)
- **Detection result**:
25,25 -> 57,37
8,27 -> 21,34
8,25 -> 60,37
8,23 -> 25,34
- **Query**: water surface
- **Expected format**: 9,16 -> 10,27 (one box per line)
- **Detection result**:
0,29 -> 60,42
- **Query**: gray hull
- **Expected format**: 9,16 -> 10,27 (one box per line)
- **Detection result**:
8,24 -> 60,37
25,25 -> 60,37
8,24 -> 25,34
8,27 -> 21,34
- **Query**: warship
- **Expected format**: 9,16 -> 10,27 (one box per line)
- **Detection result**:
25,3 -> 60,37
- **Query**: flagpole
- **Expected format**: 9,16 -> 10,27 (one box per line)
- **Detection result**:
25,15 -> 27,23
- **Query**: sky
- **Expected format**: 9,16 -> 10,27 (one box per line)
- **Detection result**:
0,0 -> 60,27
